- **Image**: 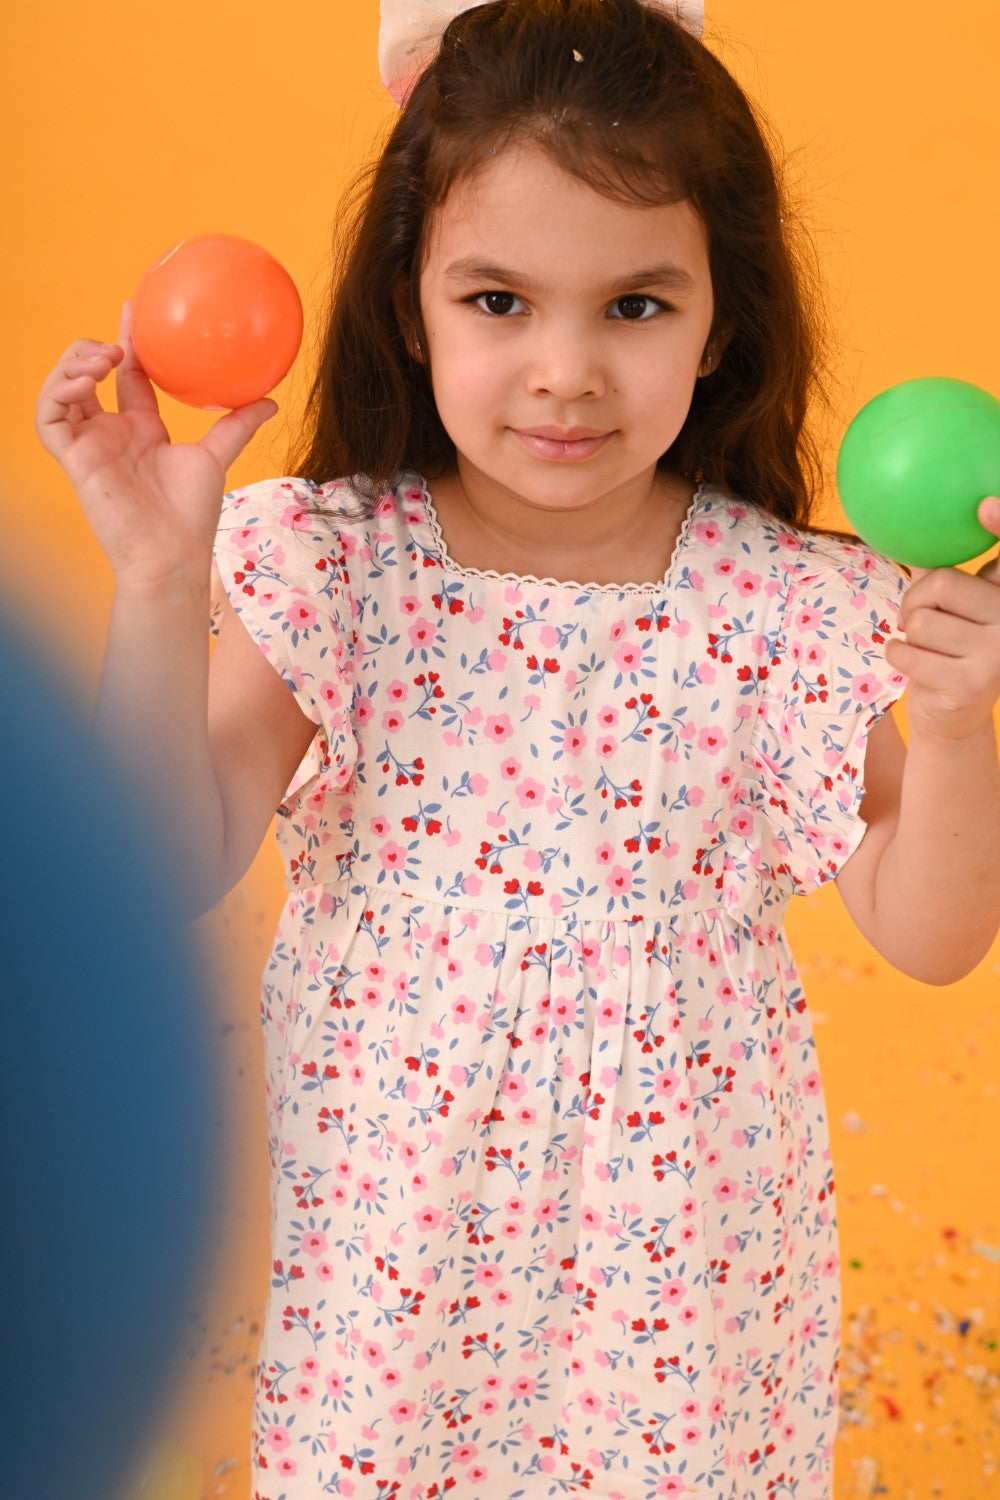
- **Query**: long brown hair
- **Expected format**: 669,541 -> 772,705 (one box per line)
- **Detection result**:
289,0 -> 828,529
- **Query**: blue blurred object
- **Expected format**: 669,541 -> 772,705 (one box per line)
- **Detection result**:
0,616 -> 213,1500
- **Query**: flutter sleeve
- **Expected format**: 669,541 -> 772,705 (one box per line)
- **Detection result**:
743,536 -> 908,895
209,476 -> 358,803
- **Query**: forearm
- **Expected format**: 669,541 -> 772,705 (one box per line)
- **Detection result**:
870,722 -> 1000,983
95,574 -> 226,920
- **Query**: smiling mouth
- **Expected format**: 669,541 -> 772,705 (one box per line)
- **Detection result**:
512,428 -> 614,461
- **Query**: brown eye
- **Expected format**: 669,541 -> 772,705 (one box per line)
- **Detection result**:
474,291 -> 521,316
611,295 -> 659,321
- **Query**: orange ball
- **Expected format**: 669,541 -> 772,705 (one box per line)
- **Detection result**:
130,233 -> 303,410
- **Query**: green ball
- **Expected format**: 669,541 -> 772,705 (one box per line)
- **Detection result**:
837,377 -> 1000,567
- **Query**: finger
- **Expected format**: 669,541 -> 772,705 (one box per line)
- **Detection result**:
885,637 -> 971,690
114,299 -> 160,415
903,605 -> 987,658
901,564 -> 1000,627
198,399 -> 279,473
976,498 -> 1000,582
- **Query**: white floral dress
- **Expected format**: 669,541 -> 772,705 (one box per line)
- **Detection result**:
210,474 -> 906,1500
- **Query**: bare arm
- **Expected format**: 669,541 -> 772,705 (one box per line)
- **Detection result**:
837,712 -> 1000,983
35,309 -> 312,920
97,577 -> 317,919
837,510 -> 1000,983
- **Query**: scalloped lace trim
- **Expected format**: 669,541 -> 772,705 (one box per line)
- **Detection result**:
416,478 -> 708,594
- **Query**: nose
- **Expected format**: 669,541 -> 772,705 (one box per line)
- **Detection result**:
524,321 -> 605,402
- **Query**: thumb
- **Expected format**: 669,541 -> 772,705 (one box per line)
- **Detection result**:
200,399 -> 279,472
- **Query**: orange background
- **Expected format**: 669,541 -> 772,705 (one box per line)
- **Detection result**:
4,3 -> 998,1497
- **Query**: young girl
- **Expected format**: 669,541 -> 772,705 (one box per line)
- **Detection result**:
36,1 -> 1000,1496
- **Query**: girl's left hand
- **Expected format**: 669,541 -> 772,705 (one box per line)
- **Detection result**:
886,496 -> 1000,742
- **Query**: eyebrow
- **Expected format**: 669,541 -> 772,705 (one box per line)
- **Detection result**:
442,257 -> 697,295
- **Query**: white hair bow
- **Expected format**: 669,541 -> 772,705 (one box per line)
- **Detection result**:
379,0 -> 705,105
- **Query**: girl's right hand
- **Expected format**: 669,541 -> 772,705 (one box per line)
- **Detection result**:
35,302 -> 279,592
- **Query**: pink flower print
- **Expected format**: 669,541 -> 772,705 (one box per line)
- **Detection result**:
551,994 -> 578,1026
697,726 -> 727,754
606,866 -> 633,896
802,1071 -> 822,1095
729,809 -> 755,839
487,648 -> 507,671
561,725 -> 587,755
362,1339 -> 386,1367
714,1177 -> 739,1203
514,1106 -> 538,1125
355,696 -> 374,725
407,616 -> 437,651
276,1458 -> 298,1478
475,1263 -> 502,1286
452,1442 -> 480,1464
468,773 -> 489,796
398,595 -> 421,615
318,679 -> 343,709
680,1400 -> 700,1419
415,1202 -> 443,1230
596,998 -> 623,1028
693,519 -> 723,547
325,1369 -> 345,1399
370,814 -> 390,837
680,1424 -> 702,1445
734,570 -> 762,596
378,841 -> 408,871
596,705 -> 619,727
336,1032 -> 361,1060
678,1305 -> 699,1326
534,1196 -> 560,1224
852,672 -> 882,704
713,557 -> 734,577
595,842 -> 615,865
795,606 -> 822,632
485,713 -> 514,743
382,708 -> 405,732
502,1072 -> 528,1100
515,777 -> 545,808
578,1388 -> 602,1415
317,1261 -> 335,1281
451,995 -> 476,1024
381,1367 -> 403,1387
294,1381 -> 315,1401
612,639 -> 642,673
357,1173 -> 380,1203
500,756 -> 521,779
595,733 -> 618,758
653,1068 -> 681,1098
266,1426 -> 292,1451
386,678 -> 409,703
300,1356 -> 320,1376
286,600 -> 317,632
480,1395 -> 500,1416
301,1228 -> 328,1258
390,1398 -> 418,1423
506,1195 -> 526,1215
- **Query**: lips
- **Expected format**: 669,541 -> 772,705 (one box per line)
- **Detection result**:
512,426 -> 613,460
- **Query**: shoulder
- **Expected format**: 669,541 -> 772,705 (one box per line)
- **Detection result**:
694,486 -> 907,616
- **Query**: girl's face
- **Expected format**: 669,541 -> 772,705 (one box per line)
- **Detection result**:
416,143 -> 715,515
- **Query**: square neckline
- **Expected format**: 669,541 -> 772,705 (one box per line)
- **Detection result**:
415,476 -> 711,595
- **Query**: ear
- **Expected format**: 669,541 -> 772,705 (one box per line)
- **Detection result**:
698,326 -> 733,378
393,276 -> 424,362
